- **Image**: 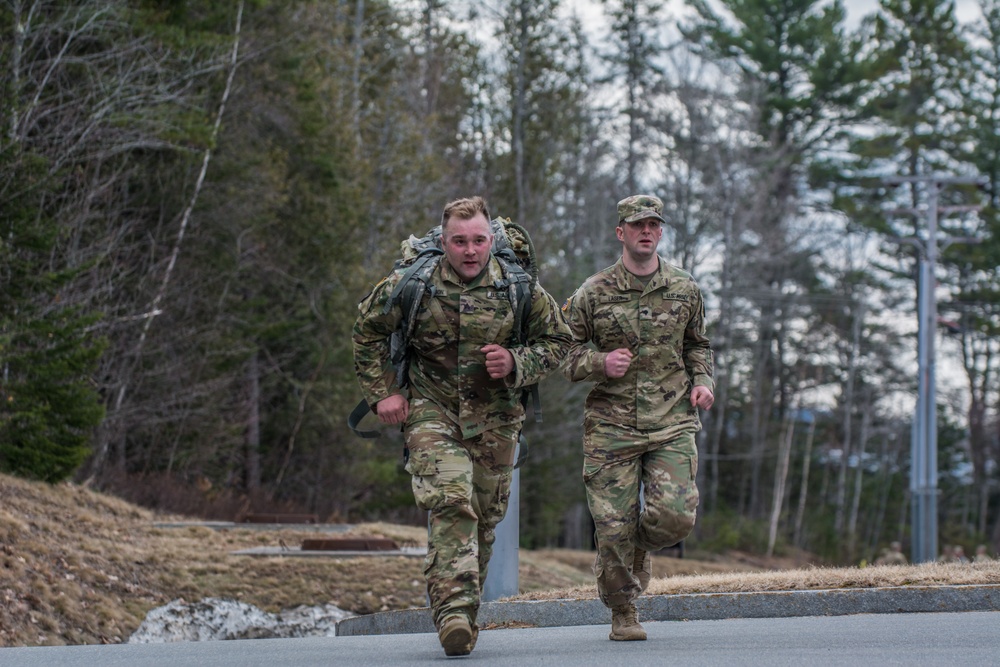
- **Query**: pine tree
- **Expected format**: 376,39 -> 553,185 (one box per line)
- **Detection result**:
943,0 -> 1000,542
598,0 -> 666,193
683,0 -> 867,521
0,149 -> 106,483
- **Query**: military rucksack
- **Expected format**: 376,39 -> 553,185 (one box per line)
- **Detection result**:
348,217 -> 542,442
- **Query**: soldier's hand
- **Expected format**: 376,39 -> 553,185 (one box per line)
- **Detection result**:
691,386 -> 714,410
375,394 -> 409,425
482,344 -> 515,379
604,348 -> 633,378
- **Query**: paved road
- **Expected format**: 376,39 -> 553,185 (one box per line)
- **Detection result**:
1,611 -> 996,666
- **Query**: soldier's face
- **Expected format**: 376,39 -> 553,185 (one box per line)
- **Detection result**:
442,213 -> 493,283
617,217 -> 662,262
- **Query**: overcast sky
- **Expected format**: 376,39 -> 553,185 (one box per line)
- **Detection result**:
842,0 -> 980,25
562,0 -> 983,32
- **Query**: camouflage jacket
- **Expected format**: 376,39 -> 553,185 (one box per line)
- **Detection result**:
353,255 -> 571,439
562,256 -> 714,431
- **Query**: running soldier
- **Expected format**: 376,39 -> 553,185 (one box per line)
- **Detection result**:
562,194 -> 714,641
353,196 -> 570,656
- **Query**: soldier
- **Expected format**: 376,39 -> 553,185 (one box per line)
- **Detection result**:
974,544 -> 992,563
561,194 -> 714,641
874,541 -> 908,566
353,196 -> 570,656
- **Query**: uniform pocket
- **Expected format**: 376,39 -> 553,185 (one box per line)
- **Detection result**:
480,469 -> 513,531
410,294 -> 455,355
582,458 -> 603,484
660,298 -> 692,329
423,546 -> 438,578
405,447 -> 443,511
404,446 -> 438,476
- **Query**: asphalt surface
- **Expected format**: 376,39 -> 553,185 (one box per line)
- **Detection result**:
1,611 -> 997,666
1,582 -> 999,665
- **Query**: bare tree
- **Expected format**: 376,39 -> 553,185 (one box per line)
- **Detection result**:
87,1 -> 245,481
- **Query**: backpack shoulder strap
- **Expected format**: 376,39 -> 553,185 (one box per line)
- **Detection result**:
492,249 -> 534,342
349,250 -> 442,439
494,255 -> 542,423
382,248 -> 443,317
387,249 -> 442,387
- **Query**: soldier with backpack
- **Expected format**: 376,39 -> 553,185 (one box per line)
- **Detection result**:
352,196 -> 571,657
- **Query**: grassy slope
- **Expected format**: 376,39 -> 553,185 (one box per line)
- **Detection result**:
2,472 -> 998,647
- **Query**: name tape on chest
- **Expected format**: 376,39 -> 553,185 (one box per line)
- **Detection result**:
599,295 -> 632,303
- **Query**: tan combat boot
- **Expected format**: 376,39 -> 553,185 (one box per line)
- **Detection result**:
609,602 -> 647,641
438,615 -> 475,656
633,548 -> 651,593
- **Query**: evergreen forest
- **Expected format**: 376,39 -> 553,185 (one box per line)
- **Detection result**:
3,0 -> 1000,565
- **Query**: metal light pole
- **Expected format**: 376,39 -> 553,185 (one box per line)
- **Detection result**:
484,436 -> 522,601
911,182 -> 938,565
885,174 -> 982,563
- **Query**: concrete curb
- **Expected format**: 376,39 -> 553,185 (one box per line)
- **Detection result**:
335,584 -> 1000,636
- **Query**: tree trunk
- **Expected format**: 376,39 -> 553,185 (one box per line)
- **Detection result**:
87,0 -> 245,482
8,0 -> 26,142
245,350 -> 261,494
792,415 -> 815,548
512,0 -> 529,224
835,305 -> 863,533
747,313 -> 775,518
624,2 -> 639,193
865,434 -> 893,557
767,410 -> 795,557
351,0 -> 365,148
846,401 -> 871,558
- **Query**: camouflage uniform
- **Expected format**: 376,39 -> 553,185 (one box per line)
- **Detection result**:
353,254 -> 570,631
874,542 -> 908,566
563,198 -> 714,609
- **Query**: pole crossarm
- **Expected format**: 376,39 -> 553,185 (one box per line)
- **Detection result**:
938,205 -> 983,214
883,207 -> 981,217
883,175 -> 987,186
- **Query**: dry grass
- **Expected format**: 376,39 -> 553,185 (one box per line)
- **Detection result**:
512,557 -> 1000,601
2,472 -> 999,648
0,474 -> 436,647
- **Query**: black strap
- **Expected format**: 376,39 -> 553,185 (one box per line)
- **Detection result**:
529,385 -> 541,423
514,433 -> 529,469
353,252 -> 441,439
348,399 -> 380,439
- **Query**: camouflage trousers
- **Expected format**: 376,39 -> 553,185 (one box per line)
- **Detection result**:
583,419 -> 699,608
404,415 -> 517,630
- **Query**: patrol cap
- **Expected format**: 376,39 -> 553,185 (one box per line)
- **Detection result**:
617,194 -> 665,225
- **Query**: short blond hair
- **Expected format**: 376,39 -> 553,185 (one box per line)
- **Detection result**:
442,196 -> 491,230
